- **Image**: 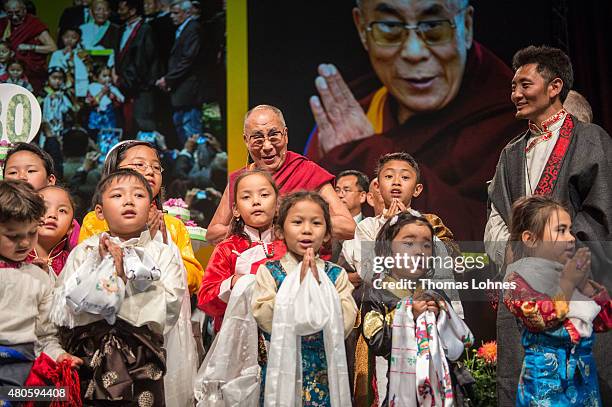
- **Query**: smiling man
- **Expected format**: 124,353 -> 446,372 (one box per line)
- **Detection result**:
487,45 -> 612,406
206,105 -> 356,244
305,0 -> 524,241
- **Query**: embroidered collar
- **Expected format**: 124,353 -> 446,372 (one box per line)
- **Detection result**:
28,236 -> 68,266
526,109 -> 567,153
244,225 -> 273,243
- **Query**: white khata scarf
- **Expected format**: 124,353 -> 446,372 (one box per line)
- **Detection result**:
195,274 -> 260,406
388,297 -> 474,407
264,261 -> 351,407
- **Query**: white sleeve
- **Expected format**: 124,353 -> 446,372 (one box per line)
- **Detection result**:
484,204 -> 510,267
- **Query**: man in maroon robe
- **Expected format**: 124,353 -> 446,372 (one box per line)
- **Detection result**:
305,0 -> 524,242
0,0 -> 57,91
206,105 -> 356,244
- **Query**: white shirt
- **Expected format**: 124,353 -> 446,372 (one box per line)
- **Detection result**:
484,110 -> 568,266
120,17 -> 141,51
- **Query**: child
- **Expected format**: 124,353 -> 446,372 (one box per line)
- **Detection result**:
49,27 -> 91,98
3,142 -> 82,249
52,169 -> 185,405
0,180 -> 81,387
0,59 -> 33,91
346,152 -> 460,280
503,196 -> 612,406
198,169 -> 285,331
79,140 -> 204,295
0,40 -> 13,77
86,64 -> 124,160
26,185 -> 76,278
361,212 -> 473,406
3,142 -> 57,190
252,191 -> 357,406
40,67 -> 74,139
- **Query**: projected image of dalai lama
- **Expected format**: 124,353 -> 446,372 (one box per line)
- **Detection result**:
305,0 -> 524,241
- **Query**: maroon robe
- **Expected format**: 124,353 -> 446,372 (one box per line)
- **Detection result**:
0,14 -> 49,91
228,150 -> 335,205
305,43 -> 525,241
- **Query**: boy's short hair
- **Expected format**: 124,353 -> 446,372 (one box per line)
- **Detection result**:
0,180 -> 45,224
92,169 -> 154,207
375,152 -> 421,183
5,142 -> 56,177
337,170 -> 369,192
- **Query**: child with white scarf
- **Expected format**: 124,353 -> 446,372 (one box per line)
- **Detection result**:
361,212 -> 473,407
52,169 -> 184,406
252,191 -> 357,406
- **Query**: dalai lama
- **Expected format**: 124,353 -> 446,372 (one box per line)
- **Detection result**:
305,0 -> 524,241
205,104 -> 355,244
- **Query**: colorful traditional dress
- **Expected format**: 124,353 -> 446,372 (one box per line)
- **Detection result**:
27,236 -> 71,278
504,258 -> 612,407
252,253 -> 357,406
197,225 -> 285,331
52,231 -> 185,405
361,276 -> 472,407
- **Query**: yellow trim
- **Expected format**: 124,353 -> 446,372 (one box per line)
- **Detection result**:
226,0 -> 249,172
365,86 -> 389,134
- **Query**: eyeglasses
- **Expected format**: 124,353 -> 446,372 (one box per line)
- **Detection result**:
120,161 -> 164,174
366,7 -> 466,47
247,131 -> 284,148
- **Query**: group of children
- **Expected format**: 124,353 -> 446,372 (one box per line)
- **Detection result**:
1,34 -> 124,178
0,140 -> 610,406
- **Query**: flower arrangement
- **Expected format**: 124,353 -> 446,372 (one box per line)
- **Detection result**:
464,340 -> 497,406
163,198 -> 188,209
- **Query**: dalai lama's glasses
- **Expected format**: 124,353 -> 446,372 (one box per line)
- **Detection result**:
248,131 -> 285,148
366,7 -> 467,47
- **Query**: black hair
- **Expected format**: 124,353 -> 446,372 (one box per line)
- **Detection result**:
39,184 -> 76,213
103,140 -> 163,208
92,168 -> 153,207
229,169 -> 279,243
374,211 -> 435,259
337,170 -> 369,192
62,127 -> 89,158
120,0 -> 144,15
275,191 -> 332,245
47,66 -> 66,77
5,142 -> 55,178
92,63 -> 111,78
512,45 -> 574,103
59,26 -> 82,39
0,179 -> 45,224
375,152 -> 421,183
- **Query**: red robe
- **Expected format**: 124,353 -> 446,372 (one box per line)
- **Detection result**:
228,150 -> 335,205
305,43 -> 525,241
197,234 -> 286,331
27,236 -> 70,276
0,15 -> 49,91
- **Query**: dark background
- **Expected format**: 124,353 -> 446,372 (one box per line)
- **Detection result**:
248,0 -> 612,154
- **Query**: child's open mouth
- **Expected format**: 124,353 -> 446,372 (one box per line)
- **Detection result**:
122,209 -> 138,218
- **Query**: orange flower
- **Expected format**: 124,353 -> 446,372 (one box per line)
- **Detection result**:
477,341 -> 497,364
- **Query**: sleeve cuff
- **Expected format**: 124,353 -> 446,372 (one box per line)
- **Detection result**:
218,276 -> 232,303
